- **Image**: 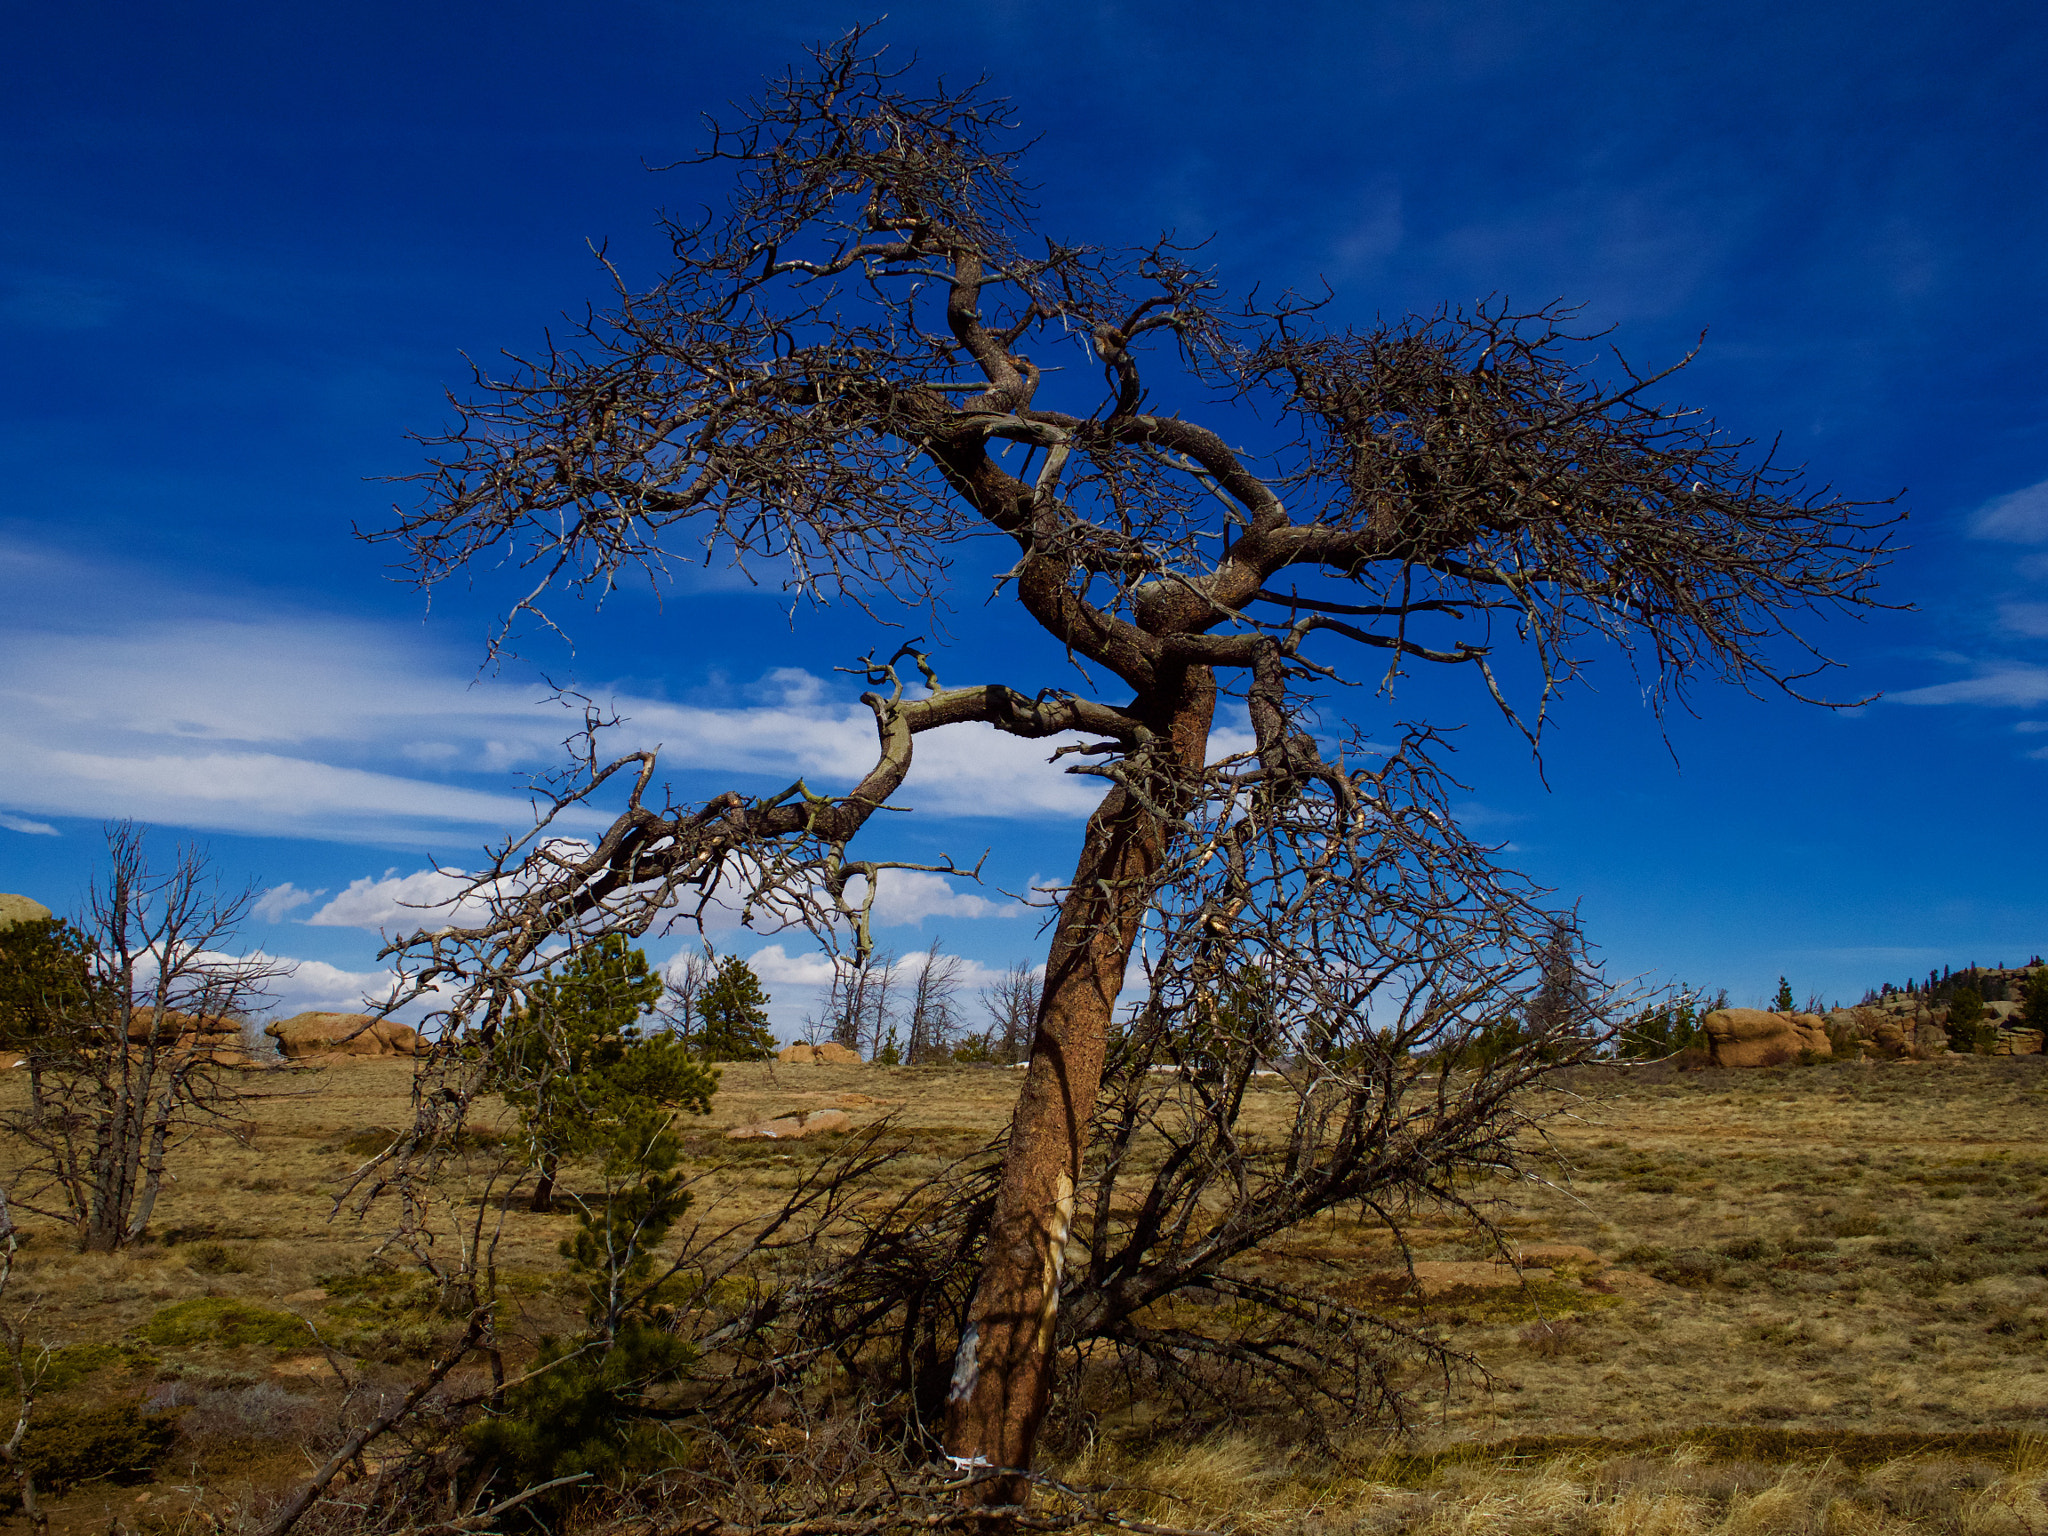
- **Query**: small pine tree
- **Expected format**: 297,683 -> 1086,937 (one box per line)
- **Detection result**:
1773,976 -> 1796,1013
496,936 -> 717,1212
1945,985 -> 1986,1053
695,956 -> 778,1062
466,1110 -> 699,1515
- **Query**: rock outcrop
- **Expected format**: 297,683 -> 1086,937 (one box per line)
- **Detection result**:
725,1108 -> 854,1140
775,1041 -> 864,1066
1702,1008 -> 1831,1068
264,1012 -> 427,1060
0,894 -> 53,930
125,1008 -> 251,1065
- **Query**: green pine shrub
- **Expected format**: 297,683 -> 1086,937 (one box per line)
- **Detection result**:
17,1400 -> 177,1492
465,1111 -> 701,1519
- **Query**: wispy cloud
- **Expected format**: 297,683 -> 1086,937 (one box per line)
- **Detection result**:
1970,479 -> 2048,543
0,812 -> 59,836
303,860 -> 1017,938
1996,602 -> 2048,639
1887,665 -> 2048,709
0,561 -> 1101,845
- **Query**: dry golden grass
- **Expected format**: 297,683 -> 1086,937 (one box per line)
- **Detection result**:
0,1051 -> 2043,1531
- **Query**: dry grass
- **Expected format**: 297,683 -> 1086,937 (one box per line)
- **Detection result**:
0,1052 -> 2043,1531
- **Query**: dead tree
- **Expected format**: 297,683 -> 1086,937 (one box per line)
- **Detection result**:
980,965 -> 1041,1066
371,27 -> 1896,1500
4,824 -> 292,1253
907,941 -> 965,1065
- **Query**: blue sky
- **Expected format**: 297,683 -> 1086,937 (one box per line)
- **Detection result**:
3,0 -> 2046,1033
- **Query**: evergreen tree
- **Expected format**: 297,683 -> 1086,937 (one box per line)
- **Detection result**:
496,936 -> 717,1212
695,955 -> 778,1062
2021,968 -> 2048,1033
1773,976 -> 1796,1013
466,1110 -> 698,1516
0,914 -> 93,1121
1945,984 -> 1986,1053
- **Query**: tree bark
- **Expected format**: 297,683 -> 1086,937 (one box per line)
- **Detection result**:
943,671 -> 1213,1502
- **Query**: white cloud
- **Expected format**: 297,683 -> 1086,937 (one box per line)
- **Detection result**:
0,591 -> 1104,845
1206,726 -> 1260,762
2016,721 -> 2048,734
1997,602 -> 2048,639
307,869 -> 491,932
253,882 -> 325,922
846,868 -> 1022,927
264,955 -> 405,1017
1888,665 -> 2048,709
1,744 -> 571,846
0,811 -> 58,836
743,943 -> 844,990
1971,479 -> 2048,543
612,700 -> 1102,820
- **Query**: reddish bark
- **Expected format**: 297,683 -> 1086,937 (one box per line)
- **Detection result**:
944,673 -> 1214,1500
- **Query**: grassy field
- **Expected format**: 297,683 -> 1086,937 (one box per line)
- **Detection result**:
1,1052 -> 2044,1533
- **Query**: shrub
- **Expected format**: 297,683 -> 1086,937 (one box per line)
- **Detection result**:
318,1267 -> 453,1360
337,1127 -> 403,1159
1517,1319 -> 1589,1358
18,1401 -> 176,1491
2,1342 -> 149,1396
1650,1247 -> 1724,1286
165,1381 -> 335,1448
1716,1235 -> 1781,1263
141,1297 -> 309,1350
186,1240 -> 253,1274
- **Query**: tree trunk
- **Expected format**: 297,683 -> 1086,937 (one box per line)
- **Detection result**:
943,672 -> 1213,1502
122,1076 -> 183,1246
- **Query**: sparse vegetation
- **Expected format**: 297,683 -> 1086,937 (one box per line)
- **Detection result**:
0,1049 -> 2038,1532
